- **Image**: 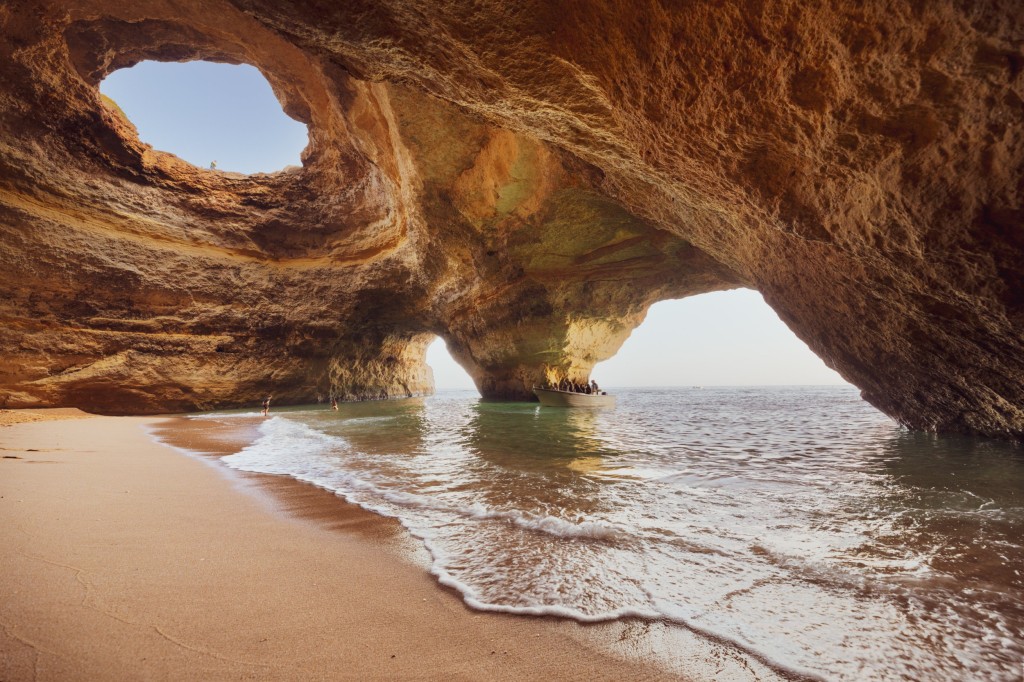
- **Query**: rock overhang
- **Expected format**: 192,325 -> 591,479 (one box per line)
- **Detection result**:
0,0 -> 1021,438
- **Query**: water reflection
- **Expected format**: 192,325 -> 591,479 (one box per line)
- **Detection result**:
210,388 -> 1024,680
460,402 -> 613,464
877,430 -> 1024,501
860,431 -> 1024,588
455,401 -> 616,518
307,397 -> 429,457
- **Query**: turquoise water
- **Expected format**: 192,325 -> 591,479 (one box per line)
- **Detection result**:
192,387 -> 1023,681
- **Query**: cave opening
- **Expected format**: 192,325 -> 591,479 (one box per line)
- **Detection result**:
593,288 -> 848,387
99,60 -> 308,175
426,337 -> 476,391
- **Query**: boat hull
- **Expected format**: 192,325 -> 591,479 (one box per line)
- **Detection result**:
533,387 -> 615,408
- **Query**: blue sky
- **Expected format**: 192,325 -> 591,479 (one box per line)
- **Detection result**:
101,61 -> 307,174
102,61 -> 846,389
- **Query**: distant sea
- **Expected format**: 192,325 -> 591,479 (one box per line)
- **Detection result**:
186,387 -> 1024,681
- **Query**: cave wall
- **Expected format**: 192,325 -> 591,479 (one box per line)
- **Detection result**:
0,0 -> 735,413
0,1 -> 1021,437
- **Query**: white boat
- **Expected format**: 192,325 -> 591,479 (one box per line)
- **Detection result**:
533,386 -> 615,408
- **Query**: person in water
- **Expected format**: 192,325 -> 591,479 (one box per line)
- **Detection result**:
261,395 -> 272,416
331,398 -> 338,411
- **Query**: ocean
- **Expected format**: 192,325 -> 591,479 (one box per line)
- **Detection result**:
184,387 -> 1023,681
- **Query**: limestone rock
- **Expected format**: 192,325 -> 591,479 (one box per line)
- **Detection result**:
0,1 -> 1021,438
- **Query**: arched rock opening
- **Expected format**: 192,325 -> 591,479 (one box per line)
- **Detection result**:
0,2 -> 1021,438
99,60 -> 309,175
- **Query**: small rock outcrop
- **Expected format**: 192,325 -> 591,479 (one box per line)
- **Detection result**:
0,1 -> 1021,437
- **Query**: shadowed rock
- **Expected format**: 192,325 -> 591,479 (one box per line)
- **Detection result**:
0,1 -> 1021,438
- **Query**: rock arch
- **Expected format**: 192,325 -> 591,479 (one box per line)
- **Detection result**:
0,1 -> 1021,437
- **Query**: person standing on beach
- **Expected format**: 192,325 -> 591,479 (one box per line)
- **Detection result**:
261,395 -> 272,416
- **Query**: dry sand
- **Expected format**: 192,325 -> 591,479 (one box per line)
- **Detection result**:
0,411 -> 693,681
0,408 -> 94,427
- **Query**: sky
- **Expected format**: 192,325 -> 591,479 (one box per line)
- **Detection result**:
100,61 -> 308,174
427,289 -> 847,389
102,61 -> 847,390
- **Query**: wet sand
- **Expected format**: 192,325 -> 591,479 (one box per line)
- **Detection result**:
0,410 -> 785,681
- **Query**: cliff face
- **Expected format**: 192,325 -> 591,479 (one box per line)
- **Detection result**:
0,1 -> 1021,437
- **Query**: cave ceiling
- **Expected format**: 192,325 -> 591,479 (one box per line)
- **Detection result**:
0,1 -> 1021,438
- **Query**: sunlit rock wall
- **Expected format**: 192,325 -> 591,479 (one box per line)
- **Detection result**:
0,1 -> 1021,437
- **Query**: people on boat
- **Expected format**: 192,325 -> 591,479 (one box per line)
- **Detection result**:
541,376 -> 605,394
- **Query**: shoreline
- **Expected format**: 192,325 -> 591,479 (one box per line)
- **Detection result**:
147,414 -> 426,565
1,409 -> 786,680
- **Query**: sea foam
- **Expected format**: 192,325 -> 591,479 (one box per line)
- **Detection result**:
189,388 -> 1024,682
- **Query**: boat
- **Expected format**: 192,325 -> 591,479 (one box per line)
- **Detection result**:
533,386 -> 616,408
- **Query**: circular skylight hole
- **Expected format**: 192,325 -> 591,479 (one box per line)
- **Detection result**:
100,60 -> 309,175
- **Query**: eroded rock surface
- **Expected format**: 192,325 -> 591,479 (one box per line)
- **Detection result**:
0,1 -> 1021,437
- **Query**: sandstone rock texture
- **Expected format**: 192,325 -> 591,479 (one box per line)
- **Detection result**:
0,1 -> 1021,437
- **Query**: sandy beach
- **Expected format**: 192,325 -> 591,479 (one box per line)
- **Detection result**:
0,408 -> 94,427
0,410 -> 749,681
